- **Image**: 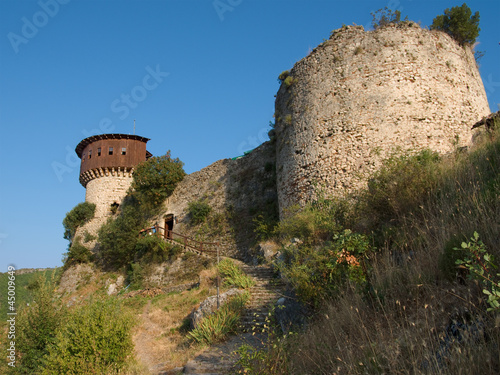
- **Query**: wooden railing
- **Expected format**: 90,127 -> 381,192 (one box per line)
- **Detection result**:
139,225 -> 219,255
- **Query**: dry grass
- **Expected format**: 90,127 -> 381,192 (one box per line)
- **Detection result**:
258,128 -> 500,374
130,287 -> 212,372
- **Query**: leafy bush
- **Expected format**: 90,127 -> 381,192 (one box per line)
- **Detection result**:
62,202 -> 96,244
12,273 -> 64,374
277,229 -> 372,307
135,234 -> 180,263
131,150 -> 186,209
277,70 -> 290,84
217,259 -> 255,289
188,199 -> 212,225
43,297 -> 134,374
358,149 -> 441,231
276,194 -> 347,245
283,76 -> 296,88
187,292 -> 249,345
430,3 -> 480,45
97,196 -> 148,268
63,238 -> 93,269
455,232 -> 500,311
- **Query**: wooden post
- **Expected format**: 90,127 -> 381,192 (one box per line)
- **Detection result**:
216,246 -> 220,309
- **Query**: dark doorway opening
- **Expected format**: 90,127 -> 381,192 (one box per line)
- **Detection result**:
164,214 -> 174,239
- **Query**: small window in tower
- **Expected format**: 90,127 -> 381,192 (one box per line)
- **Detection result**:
82,153 -> 85,162
88,150 -> 92,159
97,147 -> 101,156
121,147 -> 126,155
109,147 -> 113,155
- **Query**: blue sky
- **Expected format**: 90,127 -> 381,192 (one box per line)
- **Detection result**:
1,0 -> 499,271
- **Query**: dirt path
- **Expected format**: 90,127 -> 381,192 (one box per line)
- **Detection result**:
181,333 -> 265,375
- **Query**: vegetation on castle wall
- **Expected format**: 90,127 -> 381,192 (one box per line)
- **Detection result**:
430,3 -> 480,46
98,152 -> 186,270
62,202 -> 96,244
131,150 -> 186,209
277,70 -> 290,84
371,7 -> 407,29
239,127 -> 500,374
62,237 -> 94,270
188,199 -> 212,226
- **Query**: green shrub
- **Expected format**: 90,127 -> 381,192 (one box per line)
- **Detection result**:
63,238 -> 93,269
127,262 -> 145,290
218,259 -> 255,289
188,199 -> 212,225
131,150 -> 186,209
358,149 -> 441,231
83,230 -> 96,243
284,76 -> 296,88
187,292 -> 249,345
276,195 -> 347,245
455,232 -> 500,311
97,197 -> 147,269
62,202 -> 96,244
13,273 -> 64,374
278,70 -> 290,84
43,297 -> 134,374
135,234 -> 175,263
277,229 -> 372,307
430,3 -> 480,45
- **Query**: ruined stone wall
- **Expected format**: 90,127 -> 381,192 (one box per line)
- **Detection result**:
154,141 -> 277,260
275,23 -> 490,216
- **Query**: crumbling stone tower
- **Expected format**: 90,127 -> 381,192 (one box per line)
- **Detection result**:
274,24 -> 490,217
75,133 -> 151,235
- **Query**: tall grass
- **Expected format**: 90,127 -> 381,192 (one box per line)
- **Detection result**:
187,292 -> 249,345
247,128 -> 500,374
218,259 -> 255,289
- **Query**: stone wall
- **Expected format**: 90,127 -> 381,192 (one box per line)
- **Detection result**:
74,172 -> 133,246
275,24 -> 490,216
153,141 -> 277,260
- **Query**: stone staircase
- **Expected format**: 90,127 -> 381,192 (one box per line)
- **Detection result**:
239,264 -> 284,333
170,262 -> 284,375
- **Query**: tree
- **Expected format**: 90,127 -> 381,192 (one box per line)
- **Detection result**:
430,3 -> 480,45
62,202 -> 96,244
14,274 -> 65,373
131,150 -> 186,208
371,7 -> 407,29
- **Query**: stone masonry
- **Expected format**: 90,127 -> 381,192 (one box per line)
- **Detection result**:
274,23 -> 490,216
74,171 -> 134,246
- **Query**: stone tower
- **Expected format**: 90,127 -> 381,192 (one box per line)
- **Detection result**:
274,24 -> 490,217
75,134 -> 151,236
